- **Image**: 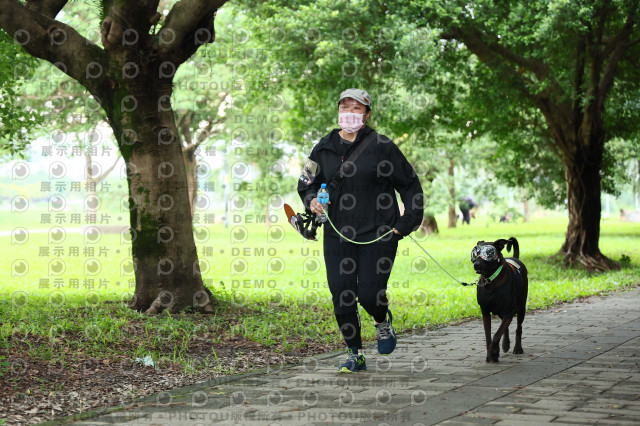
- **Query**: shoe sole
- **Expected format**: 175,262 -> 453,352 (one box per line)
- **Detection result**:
338,365 -> 366,373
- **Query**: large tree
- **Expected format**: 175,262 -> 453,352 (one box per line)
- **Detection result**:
0,0 -> 227,313
417,0 -> 639,270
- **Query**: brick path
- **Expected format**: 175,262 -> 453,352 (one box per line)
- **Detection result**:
69,288 -> 640,425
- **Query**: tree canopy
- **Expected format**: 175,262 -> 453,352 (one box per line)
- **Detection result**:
402,0 -> 640,269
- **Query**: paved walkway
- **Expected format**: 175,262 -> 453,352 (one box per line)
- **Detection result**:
69,288 -> 640,425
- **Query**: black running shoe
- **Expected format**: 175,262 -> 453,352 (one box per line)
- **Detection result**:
376,310 -> 397,355
338,347 -> 366,373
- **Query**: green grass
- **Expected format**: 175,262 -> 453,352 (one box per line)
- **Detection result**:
1,211 -> 639,373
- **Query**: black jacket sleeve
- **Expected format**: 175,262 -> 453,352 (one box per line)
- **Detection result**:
297,147 -> 322,211
388,143 -> 425,236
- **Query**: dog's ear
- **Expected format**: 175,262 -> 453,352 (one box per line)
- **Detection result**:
493,239 -> 508,252
476,240 -> 485,246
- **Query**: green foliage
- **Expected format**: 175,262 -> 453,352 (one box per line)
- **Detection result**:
2,1 -> 109,160
66,0 -> 107,36
228,1 -> 496,214
229,0 -> 635,218
0,355 -> 10,378
620,253 -> 631,266
232,0 -> 409,142
0,29 -> 44,159
602,137 -> 640,196
414,0 -> 640,207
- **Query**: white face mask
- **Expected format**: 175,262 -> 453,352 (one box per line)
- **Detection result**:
338,112 -> 365,133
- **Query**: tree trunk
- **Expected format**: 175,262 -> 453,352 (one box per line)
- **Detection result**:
447,158 -> 457,228
420,214 -> 439,234
559,132 -> 619,272
448,205 -> 458,228
523,199 -> 530,223
0,0 -> 225,315
633,160 -> 640,211
113,84 -> 213,314
265,205 -> 271,227
183,144 -> 198,216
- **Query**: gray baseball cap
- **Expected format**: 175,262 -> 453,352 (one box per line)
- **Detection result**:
338,88 -> 372,108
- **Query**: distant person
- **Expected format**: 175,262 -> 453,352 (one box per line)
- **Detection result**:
459,196 -> 476,225
500,212 -> 512,223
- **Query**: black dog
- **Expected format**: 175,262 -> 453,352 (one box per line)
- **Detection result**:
471,237 -> 528,362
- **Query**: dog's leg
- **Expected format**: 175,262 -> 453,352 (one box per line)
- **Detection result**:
513,310 -> 525,354
514,269 -> 528,355
482,316 -> 493,362
502,324 -> 510,353
489,316 -> 513,362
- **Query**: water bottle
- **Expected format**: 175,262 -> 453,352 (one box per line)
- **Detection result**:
317,183 -> 329,223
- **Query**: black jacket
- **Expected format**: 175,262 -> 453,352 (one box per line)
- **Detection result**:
297,126 -> 424,242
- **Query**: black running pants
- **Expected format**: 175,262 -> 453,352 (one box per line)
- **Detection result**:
323,234 -> 399,349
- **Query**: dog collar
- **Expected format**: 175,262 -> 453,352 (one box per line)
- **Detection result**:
488,265 -> 503,281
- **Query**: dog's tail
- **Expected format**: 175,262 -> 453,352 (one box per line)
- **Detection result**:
506,237 -> 519,258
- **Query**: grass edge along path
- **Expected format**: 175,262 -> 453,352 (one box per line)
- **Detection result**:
1,218 -> 640,372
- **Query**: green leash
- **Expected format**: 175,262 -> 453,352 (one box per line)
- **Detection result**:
408,234 -> 472,286
321,212 -> 473,286
323,213 -> 393,244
